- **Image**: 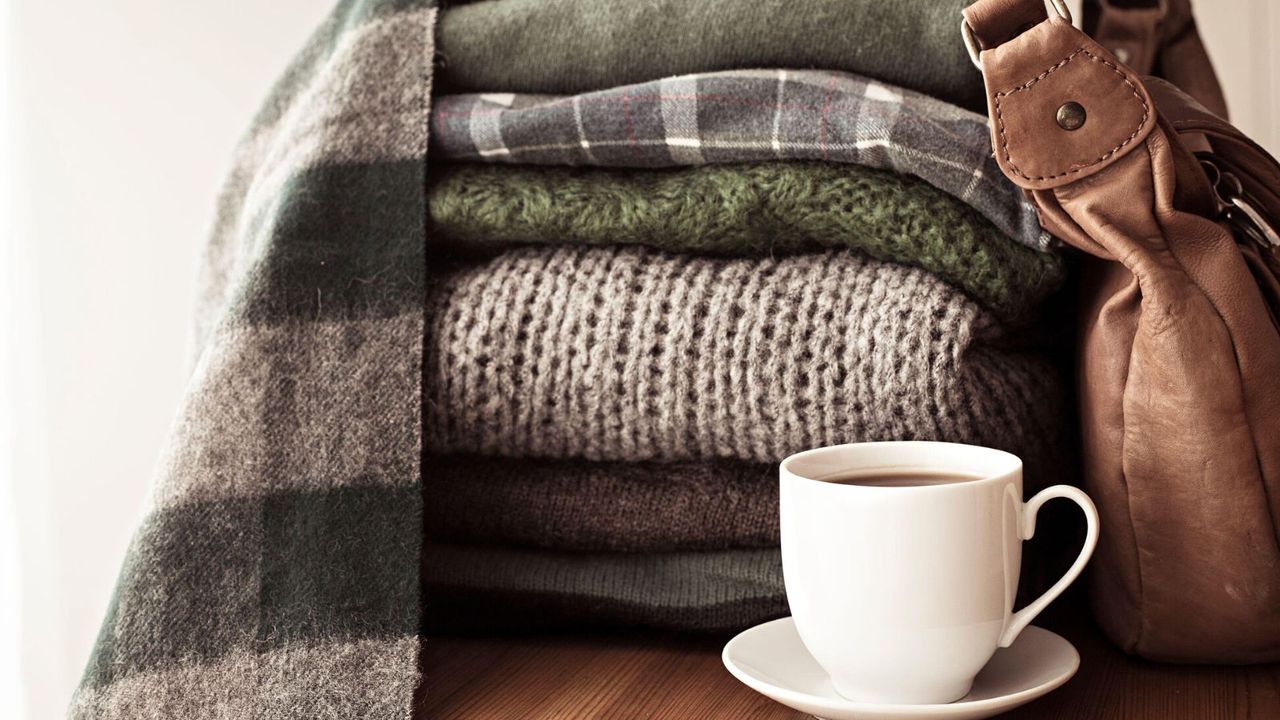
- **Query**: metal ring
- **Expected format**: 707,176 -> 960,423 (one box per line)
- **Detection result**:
1049,0 -> 1073,25
963,1 -> 1074,70
962,18 -> 984,69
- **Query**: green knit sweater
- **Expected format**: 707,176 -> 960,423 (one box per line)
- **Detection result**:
427,162 -> 1064,321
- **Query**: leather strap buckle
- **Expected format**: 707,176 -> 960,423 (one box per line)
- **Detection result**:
1200,154 -> 1280,252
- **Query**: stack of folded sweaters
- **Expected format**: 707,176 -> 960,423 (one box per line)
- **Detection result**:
422,0 -> 1068,634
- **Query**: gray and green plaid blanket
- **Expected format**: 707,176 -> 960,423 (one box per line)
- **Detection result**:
70,1 -> 437,717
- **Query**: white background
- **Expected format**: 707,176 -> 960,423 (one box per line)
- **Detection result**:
1,3 -> 330,718
0,1 -> 1275,718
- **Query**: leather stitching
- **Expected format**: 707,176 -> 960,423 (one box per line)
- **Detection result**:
994,47 -> 1151,182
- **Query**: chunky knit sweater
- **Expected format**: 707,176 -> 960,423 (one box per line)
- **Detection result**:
427,162 -> 1062,322
424,245 -> 1066,483
425,455 -> 778,551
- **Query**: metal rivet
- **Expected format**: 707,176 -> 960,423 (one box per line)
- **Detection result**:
1113,47 -> 1132,65
1056,101 -> 1087,131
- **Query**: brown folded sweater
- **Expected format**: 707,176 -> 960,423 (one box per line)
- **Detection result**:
424,455 -> 778,551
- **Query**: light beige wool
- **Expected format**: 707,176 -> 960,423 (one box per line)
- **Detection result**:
425,245 -> 1066,482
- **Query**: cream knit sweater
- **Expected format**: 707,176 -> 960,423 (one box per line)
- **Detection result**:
425,245 -> 1065,480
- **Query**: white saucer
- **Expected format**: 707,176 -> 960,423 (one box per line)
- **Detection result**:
722,617 -> 1079,720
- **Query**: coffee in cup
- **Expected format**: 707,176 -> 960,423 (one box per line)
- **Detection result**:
780,441 -> 1098,705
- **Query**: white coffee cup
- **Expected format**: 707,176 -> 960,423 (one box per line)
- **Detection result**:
780,441 -> 1098,705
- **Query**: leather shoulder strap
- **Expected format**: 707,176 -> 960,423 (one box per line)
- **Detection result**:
1086,0 -> 1229,119
1087,0 -> 1164,73
962,0 -> 1157,191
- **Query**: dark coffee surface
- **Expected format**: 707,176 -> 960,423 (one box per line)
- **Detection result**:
827,469 -> 985,487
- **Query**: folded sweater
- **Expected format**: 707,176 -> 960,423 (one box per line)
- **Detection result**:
421,539 -> 1058,634
435,0 -> 985,113
430,69 -> 1048,253
424,245 -> 1067,485
422,545 -> 786,633
427,162 -> 1063,322
425,455 -> 778,551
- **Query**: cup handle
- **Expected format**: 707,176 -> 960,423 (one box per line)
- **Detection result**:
999,485 -> 1100,647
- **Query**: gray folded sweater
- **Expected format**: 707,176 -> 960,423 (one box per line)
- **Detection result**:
424,244 -> 1067,485
423,545 -> 787,633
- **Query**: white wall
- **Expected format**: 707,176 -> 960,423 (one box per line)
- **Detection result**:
0,2 -> 1274,719
1,3 -> 330,718
1197,0 -> 1280,155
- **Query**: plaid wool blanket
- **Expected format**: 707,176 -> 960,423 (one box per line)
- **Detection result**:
71,1 -> 437,717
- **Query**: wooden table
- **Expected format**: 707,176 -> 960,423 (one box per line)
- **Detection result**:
418,598 -> 1280,719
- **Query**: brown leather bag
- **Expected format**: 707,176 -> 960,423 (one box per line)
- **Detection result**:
962,0 -> 1280,663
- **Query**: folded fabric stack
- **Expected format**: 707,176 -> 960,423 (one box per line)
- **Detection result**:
75,4 -> 1079,714
423,2 -> 1068,634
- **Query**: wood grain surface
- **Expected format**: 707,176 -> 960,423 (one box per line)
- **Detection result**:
417,596 -> 1280,719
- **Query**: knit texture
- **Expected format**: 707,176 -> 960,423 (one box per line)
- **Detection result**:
423,545 -> 786,633
424,245 -> 1067,485
427,162 -> 1064,322
430,69 -> 1050,253
425,455 -> 778,551
73,2 -> 437,717
435,0 -> 986,112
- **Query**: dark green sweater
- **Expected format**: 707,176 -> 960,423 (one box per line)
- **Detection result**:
427,161 -> 1063,321
436,0 -> 986,112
